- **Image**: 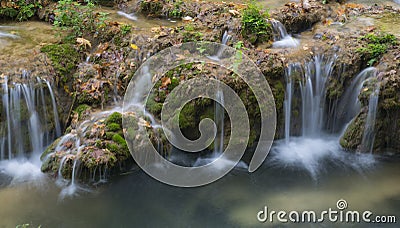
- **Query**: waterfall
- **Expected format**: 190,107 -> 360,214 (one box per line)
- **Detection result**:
283,54 -> 337,138
270,19 -> 300,48
45,80 -> 62,137
272,53 -> 359,179
117,11 -> 138,21
360,83 -> 380,153
333,67 -> 378,132
214,89 -> 225,154
221,30 -> 231,46
0,72 -> 62,185
0,73 -> 61,159
207,30 -> 231,61
300,54 -> 337,136
284,63 -> 302,143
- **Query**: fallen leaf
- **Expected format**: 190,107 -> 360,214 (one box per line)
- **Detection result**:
161,77 -> 171,88
130,44 -> 139,50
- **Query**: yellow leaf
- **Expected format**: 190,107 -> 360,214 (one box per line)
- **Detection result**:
130,44 -> 139,50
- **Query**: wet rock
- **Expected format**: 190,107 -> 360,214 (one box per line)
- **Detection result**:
41,109 -> 134,181
271,0 -> 326,34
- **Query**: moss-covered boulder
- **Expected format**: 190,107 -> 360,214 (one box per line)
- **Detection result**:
40,110 -> 134,182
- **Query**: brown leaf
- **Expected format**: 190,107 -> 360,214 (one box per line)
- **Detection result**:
161,77 -> 171,88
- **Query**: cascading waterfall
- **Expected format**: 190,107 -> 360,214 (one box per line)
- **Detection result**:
208,30 -> 231,61
45,80 -> 62,137
284,54 -> 337,139
0,72 -> 62,184
214,89 -> 225,154
0,73 -> 60,159
270,19 -> 300,48
300,54 -> 337,136
360,83 -> 381,153
331,67 -> 378,132
117,11 -> 138,21
284,63 -> 302,143
272,53 -> 375,179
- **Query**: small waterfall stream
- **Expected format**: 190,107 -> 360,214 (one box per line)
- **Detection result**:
332,67 -> 378,131
213,89 -> 225,155
0,72 -> 62,184
270,19 -> 300,48
361,83 -> 381,153
273,53 -> 376,179
284,54 -> 337,140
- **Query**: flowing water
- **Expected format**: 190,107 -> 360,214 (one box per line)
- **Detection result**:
0,154 -> 398,227
361,83 -> 381,153
0,72 -> 60,187
270,19 -> 300,48
0,4 -> 399,227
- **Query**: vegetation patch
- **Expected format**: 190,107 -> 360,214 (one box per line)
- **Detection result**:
241,1 -> 272,44
0,0 -> 42,21
357,32 -> 397,66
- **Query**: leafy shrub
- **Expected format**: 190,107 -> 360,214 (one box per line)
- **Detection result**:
241,1 -> 272,44
53,0 -> 108,37
0,0 -> 41,21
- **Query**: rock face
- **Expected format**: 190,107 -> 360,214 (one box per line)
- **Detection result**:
271,0 -> 326,34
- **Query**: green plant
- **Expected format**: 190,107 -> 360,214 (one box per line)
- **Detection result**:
182,31 -> 203,42
184,23 -> 195,32
234,41 -> 245,50
0,0 -> 41,21
241,1 -> 272,44
120,24 -> 132,35
53,0 -> 107,37
168,0 -> 184,18
357,32 -> 397,66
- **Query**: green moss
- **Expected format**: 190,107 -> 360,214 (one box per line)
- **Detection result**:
105,132 -> 115,140
106,143 -> 120,154
40,43 -> 81,84
112,133 -> 126,146
74,104 -> 91,119
40,138 -> 61,161
272,80 -> 285,113
340,113 -> 366,150
105,112 -> 122,125
76,91 -> 99,105
107,123 -> 121,132
146,93 -> 164,115
179,102 -> 196,129
139,0 -> 163,16
107,133 -> 130,158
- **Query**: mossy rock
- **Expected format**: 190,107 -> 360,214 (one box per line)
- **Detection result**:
340,112 -> 366,150
74,104 -> 91,120
107,123 -> 121,132
40,43 -> 81,85
106,112 -> 123,125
